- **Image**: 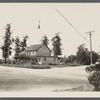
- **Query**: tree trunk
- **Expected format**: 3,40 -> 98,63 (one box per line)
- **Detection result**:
54,57 -> 55,65
4,57 -> 6,63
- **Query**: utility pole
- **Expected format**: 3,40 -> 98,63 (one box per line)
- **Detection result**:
86,31 -> 95,65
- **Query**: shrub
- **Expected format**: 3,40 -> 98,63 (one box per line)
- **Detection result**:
48,63 -> 52,65
95,63 -> 100,71
12,60 -> 16,64
88,71 -> 100,91
32,65 -> 51,69
30,60 -> 35,64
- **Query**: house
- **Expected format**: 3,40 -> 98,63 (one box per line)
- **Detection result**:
25,44 -> 60,64
14,44 -> 62,65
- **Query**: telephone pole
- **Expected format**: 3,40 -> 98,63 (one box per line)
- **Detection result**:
86,31 -> 95,65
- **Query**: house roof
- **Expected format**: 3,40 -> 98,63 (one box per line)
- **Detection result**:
25,44 -> 52,52
26,44 -> 43,51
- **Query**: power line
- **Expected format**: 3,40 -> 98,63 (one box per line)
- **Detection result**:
55,8 -> 87,40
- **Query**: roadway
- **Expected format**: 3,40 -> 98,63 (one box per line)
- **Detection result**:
0,65 -> 88,92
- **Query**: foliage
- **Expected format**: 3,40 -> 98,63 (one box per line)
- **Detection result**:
76,43 -> 99,65
65,55 -> 76,64
64,43 -> 99,65
15,37 -> 21,57
51,33 -> 62,57
86,54 -> 100,91
88,71 -> 100,91
76,44 -> 90,65
1,24 -> 14,63
41,35 -> 49,46
92,51 -> 100,64
1,63 -> 51,69
20,35 -> 29,52
30,56 -> 38,64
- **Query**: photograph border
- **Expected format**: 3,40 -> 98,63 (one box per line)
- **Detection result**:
0,0 -> 100,100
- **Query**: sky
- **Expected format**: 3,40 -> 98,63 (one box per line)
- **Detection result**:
0,3 -> 100,59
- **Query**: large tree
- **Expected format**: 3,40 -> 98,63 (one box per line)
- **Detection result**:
20,35 -> 29,52
1,24 -> 14,63
41,35 -> 49,46
15,36 -> 21,57
76,43 -> 89,64
65,55 -> 76,64
91,51 -> 99,64
76,43 -> 99,65
51,33 -> 62,57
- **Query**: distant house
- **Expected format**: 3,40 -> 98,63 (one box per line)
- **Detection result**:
14,44 -> 62,65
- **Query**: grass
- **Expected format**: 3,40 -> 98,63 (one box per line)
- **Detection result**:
0,62 -> 83,69
0,63 -> 51,69
66,63 -> 82,66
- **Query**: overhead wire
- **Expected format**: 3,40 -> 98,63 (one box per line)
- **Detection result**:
55,8 -> 87,41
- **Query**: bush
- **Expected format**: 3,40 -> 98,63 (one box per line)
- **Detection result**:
88,71 -> 100,91
12,60 -> 16,64
0,59 -> 4,64
32,65 -> 51,69
95,63 -> 100,71
30,60 -> 35,64
22,64 -> 51,69
48,63 -> 52,65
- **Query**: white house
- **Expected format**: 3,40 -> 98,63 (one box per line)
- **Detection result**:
25,44 -> 60,64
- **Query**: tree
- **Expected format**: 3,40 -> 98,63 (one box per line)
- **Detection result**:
15,36 -> 21,57
51,33 -> 62,57
76,43 -> 99,65
1,24 -> 14,63
76,43 -> 90,65
41,35 -> 49,46
65,55 -> 76,64
20,35 -> 29,52
92,51 -> 99,64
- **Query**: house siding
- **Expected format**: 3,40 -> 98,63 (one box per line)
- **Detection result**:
36,45 -> 51,56
37,56 -> 60,65
46,57 -> 58,64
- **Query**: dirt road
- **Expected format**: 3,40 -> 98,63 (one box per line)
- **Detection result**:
0,65 -> 88,92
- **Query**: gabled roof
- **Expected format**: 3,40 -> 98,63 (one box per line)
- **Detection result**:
26,44 -> 43,52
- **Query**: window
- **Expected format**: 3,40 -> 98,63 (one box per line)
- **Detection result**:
34,51 -> 36,55
29,52 -> 31,55
44,57 -> 46,61
30,52 -> 33,55
26,52 -> 27,55
39,57 -> 41,62
27,52 -> 29,55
